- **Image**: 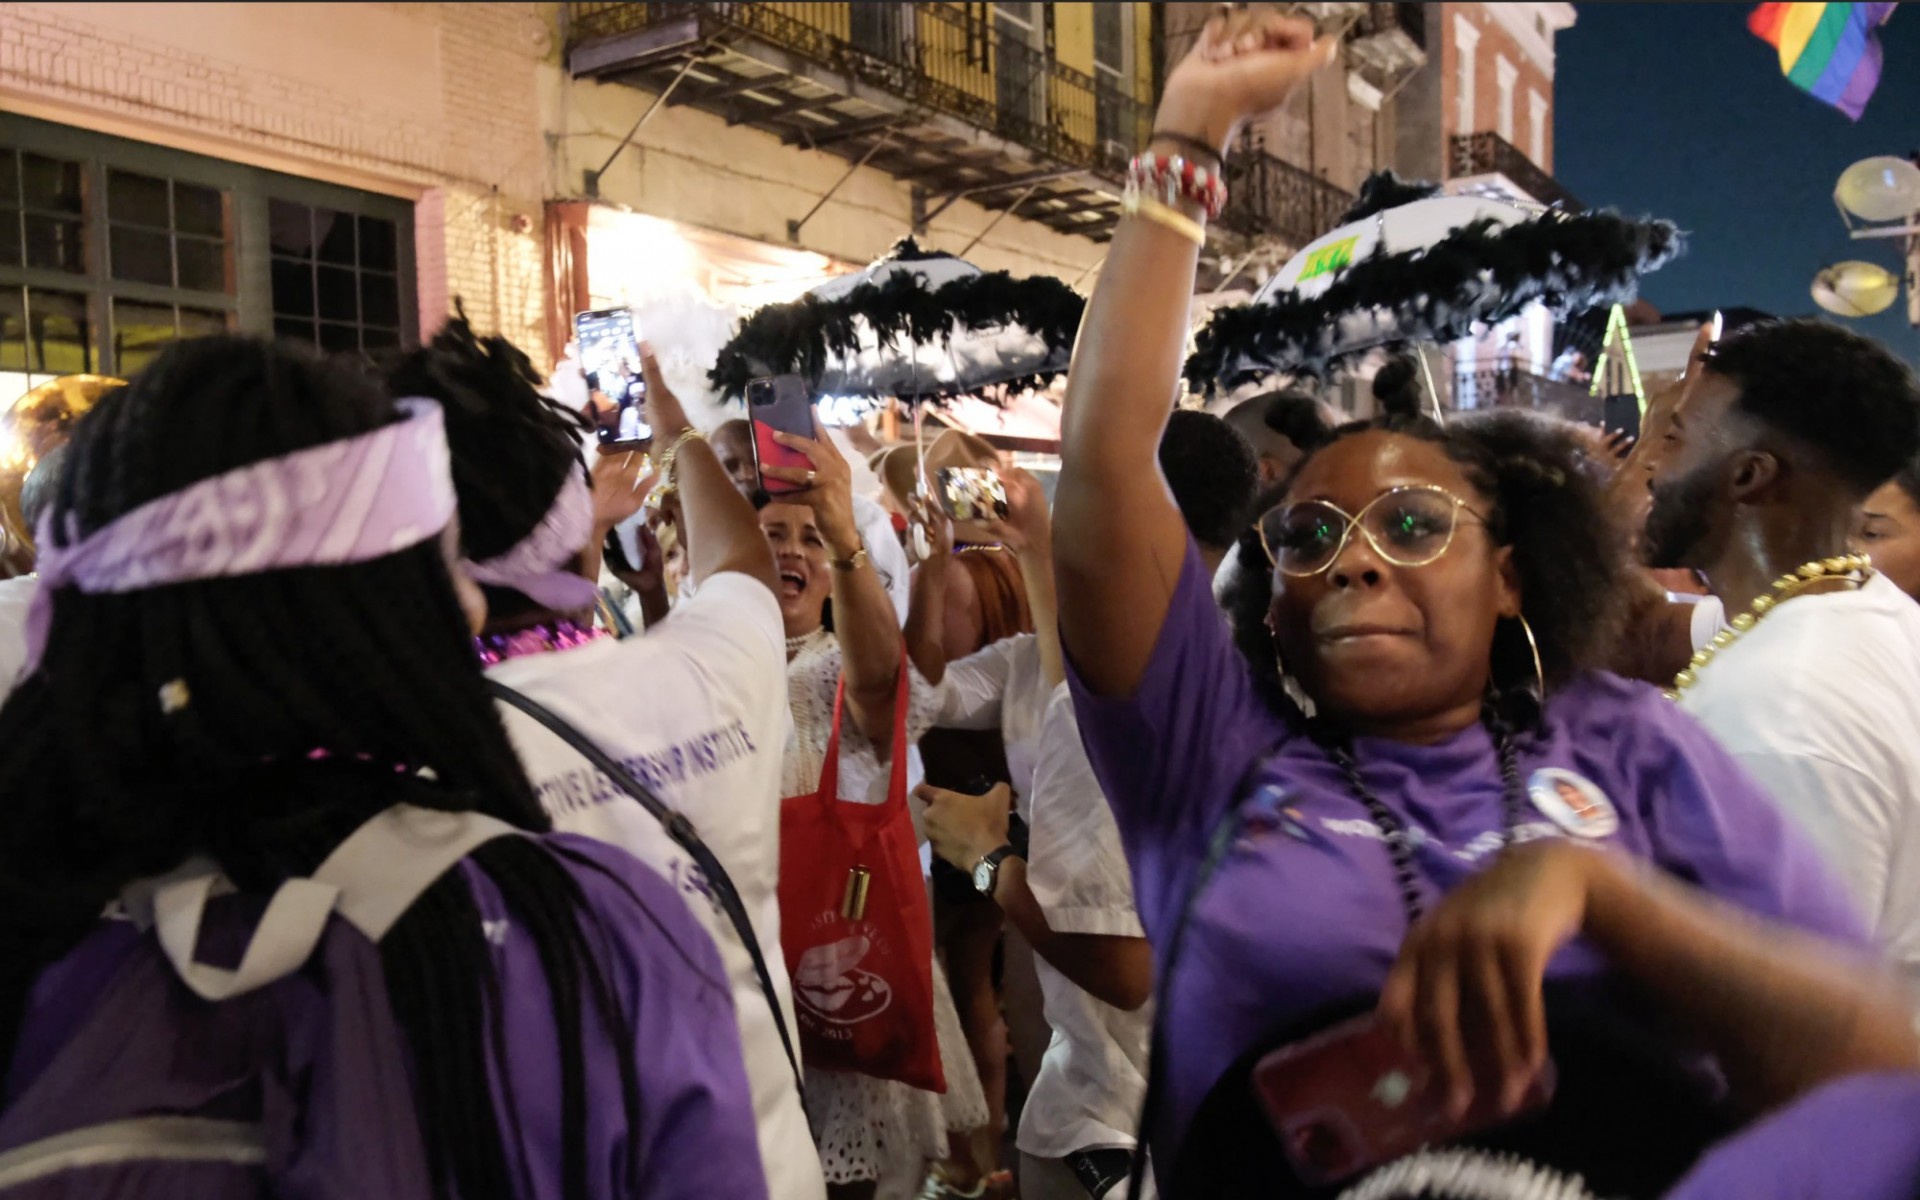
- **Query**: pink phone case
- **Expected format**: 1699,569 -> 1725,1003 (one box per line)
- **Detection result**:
753,420 -> 813,495
1251,1015 -> 1555,1186
748,375 -> 815,496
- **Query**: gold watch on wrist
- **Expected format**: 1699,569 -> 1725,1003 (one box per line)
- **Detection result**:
829,546 -> 868,572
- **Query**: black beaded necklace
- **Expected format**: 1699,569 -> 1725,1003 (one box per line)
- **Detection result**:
1309,701 -> 1530,927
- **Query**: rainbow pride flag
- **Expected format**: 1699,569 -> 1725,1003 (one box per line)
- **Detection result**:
1749,2 -> 1896,119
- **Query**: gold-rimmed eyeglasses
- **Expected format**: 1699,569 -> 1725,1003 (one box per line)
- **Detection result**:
1260,485 -> 1491,578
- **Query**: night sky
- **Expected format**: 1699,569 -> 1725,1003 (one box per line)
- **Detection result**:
1555,2 -> 1920,363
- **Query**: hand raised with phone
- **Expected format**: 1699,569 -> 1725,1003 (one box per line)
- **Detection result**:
590,444 -> 658,532
760,416 -> 863,558
638,344 -> 695,444
979,465 -> 1051,561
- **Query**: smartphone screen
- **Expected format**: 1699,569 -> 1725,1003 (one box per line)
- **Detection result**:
746,374 -> 815,496
574,307 -> 650,446
1251,1014 -> 1555,1186
935,467 -> 1008,523
1601,393 -> 1641,442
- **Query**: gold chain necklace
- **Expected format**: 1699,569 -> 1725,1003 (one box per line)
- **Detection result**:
1667,553 -> 1873,700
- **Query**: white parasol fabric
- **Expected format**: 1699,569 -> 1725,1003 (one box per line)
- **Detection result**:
1186,180 -> 1680,393
710,238 -> 1085,404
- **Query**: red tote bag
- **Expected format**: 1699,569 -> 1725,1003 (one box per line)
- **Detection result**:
778,660 -> 946,1092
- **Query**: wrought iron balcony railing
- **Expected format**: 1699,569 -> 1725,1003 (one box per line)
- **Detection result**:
1453,365 -> 1600,420
1219,150 -> 1355,251
566,2 -> 1153,175
1347,2 -> 1427,83
1448,131 -> 1581,211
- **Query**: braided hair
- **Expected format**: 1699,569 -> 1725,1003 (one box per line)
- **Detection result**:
384,310 -> 590,622
0,335 -> 636,1200
1230,357 -> 1631,724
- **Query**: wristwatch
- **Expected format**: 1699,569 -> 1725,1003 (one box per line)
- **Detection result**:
972,845 -> 1017,898
829,546 -> 868,572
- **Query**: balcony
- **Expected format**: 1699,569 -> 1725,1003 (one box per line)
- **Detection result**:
1447,132 -> 1581,211
1345,3 -> 1427,94
564,2 -> 1154,243
1218,150 -> 1355,253
1452,365 -> 1599,420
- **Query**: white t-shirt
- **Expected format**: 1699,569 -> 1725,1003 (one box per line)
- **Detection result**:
0,575 -> 36,698
1017,685 -> 1152,1161
931,631 -> 1051,799
1689,593 -> 1727,649
1679,573 -> 1920,1010
487,573 -> 825,1200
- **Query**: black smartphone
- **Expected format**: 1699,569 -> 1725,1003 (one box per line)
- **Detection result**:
575,306 -> 650,447
1601,393 -> 1641,443
746,374 -> 815,496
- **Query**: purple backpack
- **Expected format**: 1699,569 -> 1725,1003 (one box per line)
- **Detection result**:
0,806 -> 512,1198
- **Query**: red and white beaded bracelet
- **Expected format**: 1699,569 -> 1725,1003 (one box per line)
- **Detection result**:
1126,152 -> 1230,222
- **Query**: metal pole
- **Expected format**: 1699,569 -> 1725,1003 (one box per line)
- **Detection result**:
586,57 -> 699,197
958,182 -> 1041,257
788,130 -> 895,242
1417,344 -> 1445,423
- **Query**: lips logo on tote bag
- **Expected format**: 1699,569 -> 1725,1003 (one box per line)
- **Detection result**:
794,931 -> 895,1026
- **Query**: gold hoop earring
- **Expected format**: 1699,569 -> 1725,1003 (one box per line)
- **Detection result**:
1513,611 -> 1545,700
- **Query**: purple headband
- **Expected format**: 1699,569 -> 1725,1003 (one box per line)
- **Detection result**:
460,470 -> 598,613
23,398 -> 457,676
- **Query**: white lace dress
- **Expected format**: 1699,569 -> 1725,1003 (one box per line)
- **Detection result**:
783,628 -> 991,1192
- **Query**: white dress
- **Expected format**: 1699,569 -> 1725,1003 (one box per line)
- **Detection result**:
783,628 -> 991,1191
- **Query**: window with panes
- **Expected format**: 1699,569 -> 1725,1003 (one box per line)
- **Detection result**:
0,114 -> 415,397
994,2 -> 1048,135
1092,1 -> 1135,149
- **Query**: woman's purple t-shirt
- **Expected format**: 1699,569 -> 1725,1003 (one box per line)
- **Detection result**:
1065,539 -> 1869,1164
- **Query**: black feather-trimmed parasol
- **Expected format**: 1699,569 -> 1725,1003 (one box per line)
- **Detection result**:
1185,185 -> 1681,396
710,238 -> 1085,404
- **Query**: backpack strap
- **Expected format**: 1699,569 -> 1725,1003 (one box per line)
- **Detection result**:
486,677 -> 805,1095
120,805 -> 513,1002
314,805 -> 517,942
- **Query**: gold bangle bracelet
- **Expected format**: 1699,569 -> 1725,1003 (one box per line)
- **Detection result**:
1122,192 -> 1207,247
655,426 -> 707,489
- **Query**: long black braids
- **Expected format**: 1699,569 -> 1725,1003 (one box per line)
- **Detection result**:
383,312 -> 651,1198
0,334 -> 629,1199
383,307 -> 590,622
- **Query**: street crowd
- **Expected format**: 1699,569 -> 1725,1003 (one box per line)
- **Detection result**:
0,8 -> 1918,1200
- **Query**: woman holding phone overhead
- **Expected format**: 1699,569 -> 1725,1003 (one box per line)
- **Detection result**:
1052,8 -> 1874,1197
759,417 -> 991,1200
386,322 -> 823,1200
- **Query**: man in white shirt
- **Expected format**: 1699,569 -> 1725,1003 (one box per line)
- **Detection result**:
409,333 -> 824,1200
1642,317 -> 1920,1009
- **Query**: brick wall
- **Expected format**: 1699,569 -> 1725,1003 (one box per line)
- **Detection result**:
1439,3 -> 1555,171
0,1 -> 553,359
